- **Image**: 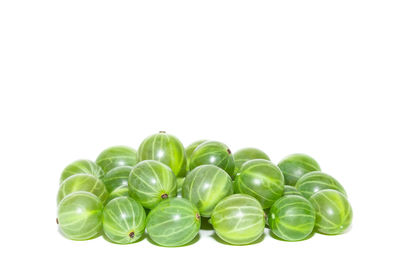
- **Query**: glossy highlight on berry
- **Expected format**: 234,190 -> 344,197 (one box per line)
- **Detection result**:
309,189 -> 352,235
268,195 -> 316,241
103,197 -> 146,244
138,132 -> 186,177
182,165 -> 233,217
57,192 -> 103,240
189,141 -> 235,177
128,160 -> 177,209
235,159 -> 284,209
210,194 -> 265,245
146,198 -> 201,247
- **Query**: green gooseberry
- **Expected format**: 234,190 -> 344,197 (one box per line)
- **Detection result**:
210,194 -> 266,245
233,148 -> 270,174
60,159 -> 104,183
102,197 -> 146,244
182,165 -> 233,217
268,195 -> 316,241
128,160 -> 177,209
57,174 -> 108,205
146,198 -> 201,247
138,131 -> 186,177
96,146 -> 137,173
107,185 -> 129,203
185,140 -> 207,172
309,189 -> 353,235
57,192 -> 103,240
283,185 -> 302,196
176,177 -> 185,198
296,171 -> 347,199
189,141 -> 235,177
278,153 -> 321,186
102,166 -> 132,192
235,159 -> 284,209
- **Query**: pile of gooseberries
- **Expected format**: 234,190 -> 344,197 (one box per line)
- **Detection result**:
56,132 -> 353,246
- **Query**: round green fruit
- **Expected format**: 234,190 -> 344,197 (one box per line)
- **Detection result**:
182,165 -> 233,217
233,148 -> 270,173
185,140 -> 207,171
278,154 -> 321,186
96,146 -> 137,173
102,166 -> 132,192
189,141 -> 235,177
309,189 -> 353,235
107,185 -> 129,203
57,174 -> 108,205
128,160 -> 177,209
235,159 -> 284,209
146,198 -> 201,247
103,197 -> 146,244
138,131 -> 186,177
296,171 -> 347,199
283,185 -> 302,196
60,159 -> 104,183
210,194 -> 265,245
57,192 -> 103,240
268,195 -> 316,241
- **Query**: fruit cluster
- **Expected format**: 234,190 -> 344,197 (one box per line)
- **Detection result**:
56,132 -> 353,246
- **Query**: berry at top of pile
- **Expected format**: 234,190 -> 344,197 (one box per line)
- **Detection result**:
138,131 -> 186,177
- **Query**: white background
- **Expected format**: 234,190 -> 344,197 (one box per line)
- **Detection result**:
1,1 -> 399,266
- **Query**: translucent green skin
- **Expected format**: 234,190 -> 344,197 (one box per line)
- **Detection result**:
57,174 -> 108,205
146,198 -> 201,247
309,189 -> 353,235
283,185 -> 302,196
60,159 -> 104,183
268,195 -> 316,241
233,148 -> 270,174
185,140 -> 207,172
102,166 -> 132,192
177,177 -> 185,189
138,132 -> 186,177
182,165 -> 233,217
103,197 -> 146,244
296,171 -> 347,199
107,185 -> 129,203
128,160 -> 177,209
57,192 -> 103,240
176,177 -> 185,198
190,141 -> 235,177
278,154 -> 321,186
96,146 -> 137,173
210,194 -> 265,245
235,159 -> 284,209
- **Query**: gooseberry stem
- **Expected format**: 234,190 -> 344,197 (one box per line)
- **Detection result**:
56,218 -> 59,224
227,148 -> 231,154
161,193 -> 168,199
159,131 -> 166,133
